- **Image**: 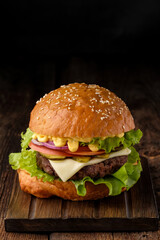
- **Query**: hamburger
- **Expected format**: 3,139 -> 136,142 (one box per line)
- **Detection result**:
9,83 -> 142,200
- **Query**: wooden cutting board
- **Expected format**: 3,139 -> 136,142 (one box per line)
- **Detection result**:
5,157 -> 159,232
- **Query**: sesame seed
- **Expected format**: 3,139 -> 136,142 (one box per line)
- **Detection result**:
99,98 -> 110,104
43,94 -> 47,98
36,97 -> 42,104
90,97 -> 97,102
100,117 -> 106,120
88,84 -> 98,89
95,109 -> 102,113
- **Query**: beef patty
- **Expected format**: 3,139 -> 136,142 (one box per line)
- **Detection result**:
36,152 -> 128,180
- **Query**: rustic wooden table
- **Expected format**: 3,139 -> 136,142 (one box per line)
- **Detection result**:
0,57 -> 160,239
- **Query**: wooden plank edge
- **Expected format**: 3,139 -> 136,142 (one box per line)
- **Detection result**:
5,217 -> 159,232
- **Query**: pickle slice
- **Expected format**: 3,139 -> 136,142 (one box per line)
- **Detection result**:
40,153 -> 66,159
96,153 -> 109,158
73,156 -> 91,162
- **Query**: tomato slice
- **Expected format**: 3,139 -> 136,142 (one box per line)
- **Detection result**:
64,149 -> 105,156
29,142 -> 73,157
29,142 -> 105,157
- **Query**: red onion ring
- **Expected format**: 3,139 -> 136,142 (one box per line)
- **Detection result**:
31,139 -> 69,150
31,139 -> 43,146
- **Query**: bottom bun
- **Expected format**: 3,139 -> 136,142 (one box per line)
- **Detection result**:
17,169 -> 110,201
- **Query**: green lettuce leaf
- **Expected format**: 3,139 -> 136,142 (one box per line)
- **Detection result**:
81,129 -> 143,154
21,128 -> 33,150
9,128 -> 54,182
123,129 -> 143,147
9,128 -> 142,197
73,176 -> 125,196
72,146 -> 142,196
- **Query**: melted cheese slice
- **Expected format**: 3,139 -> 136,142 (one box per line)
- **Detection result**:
48,148 -> 131,182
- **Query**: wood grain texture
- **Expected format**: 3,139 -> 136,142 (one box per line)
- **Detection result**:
131,158 -> 158,218
95,193 -> 126,218
1,59 -> 160,239
50,232 -> 113,240
62,200 -> 95,219
5,158 -> 159,232
50,231 -> 160,240
33,198 -> 62,219
5,174 -> 31,219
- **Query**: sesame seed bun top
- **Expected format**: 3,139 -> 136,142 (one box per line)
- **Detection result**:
29,83 -> 135,138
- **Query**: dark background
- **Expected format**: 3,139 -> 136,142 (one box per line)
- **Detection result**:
1,0 -> 160,95
1,0 -> 160,59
